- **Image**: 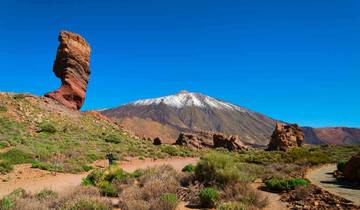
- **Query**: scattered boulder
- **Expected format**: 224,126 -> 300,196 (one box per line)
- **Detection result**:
175,131 -> 247,151
45,31 -> 91,110
267,122 -> 304,151
213,134 -> 248,152
175,132 -> 213,149
153,137 -> 162,145
343,152 -> 360,182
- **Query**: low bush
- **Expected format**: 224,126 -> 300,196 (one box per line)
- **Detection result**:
199,187 -> 220,208
35,189 -> 58,200
0,104 -> 7,112
12,94 -> 26,100
98,181 -> 118,197
104,133 -> 122,144
182,164 -> 194,173
31,161 -> 62,172
0,149 -> 32,164
82,165 -> 93,172
337,160 -> 346,173
217,202 -> 247,210
265,178 -> 309,192
37,122 -> 57,133
0,161 -> 13,174
62,197 -> 112,210
195,151 -> 252,186
149,193 -> 178,210
0,196 -> 14,210
160,145 -> 191,157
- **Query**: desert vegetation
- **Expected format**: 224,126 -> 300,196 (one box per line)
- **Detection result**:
0,93 -> 194,174
0,187 -> 112,210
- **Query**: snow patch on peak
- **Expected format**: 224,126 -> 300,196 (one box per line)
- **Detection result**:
131,92 -> 245,112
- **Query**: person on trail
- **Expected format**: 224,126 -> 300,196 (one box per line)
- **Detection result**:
106,152 -> 114,166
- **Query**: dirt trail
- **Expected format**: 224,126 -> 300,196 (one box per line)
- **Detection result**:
251,182 -> 288,210
306,164 -> 360,205
0,157 -> 198,198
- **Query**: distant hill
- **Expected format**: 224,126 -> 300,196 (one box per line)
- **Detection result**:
0,92 -> 175,173
101,91 -> 360,146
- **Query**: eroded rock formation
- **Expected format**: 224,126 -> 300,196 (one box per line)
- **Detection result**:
343,152 -> 360,182
175,131 -> 248,151
175,132 -> 213,149
213,134 -> 248,152
267,123 -> 304,151
45,31 -> 91,110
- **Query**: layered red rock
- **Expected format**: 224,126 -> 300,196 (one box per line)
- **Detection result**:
267,123 -> 304,151
343,152 -> 360,182
175,131 -> 248,151
45,31 -> 91,110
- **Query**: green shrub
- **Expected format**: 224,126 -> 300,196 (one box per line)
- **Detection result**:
38,122 -> 57,133
217,202 -> 247,210
161,145 -> 179,156
199,187 -> 220,208
182,164 -> 194,173
337,160 -> 346,172
265,178 -> 309,192
160,193 -> 177,203
82,165 -> 93,172
0,104 -> 7,112
130,169 -> 143,178
0,149 -> 32,164
31,161 -> 62,172
98,181 -> 118,197
36,189 -> 58,200
150,193 -> 178,210
0,196 -> 14,210
64,197 -> 112,210
0,141 -> 10,149
104,133 -> 122,144
195,151 -> 252,186
13,94 -> 26,100
0,161 -> 13,174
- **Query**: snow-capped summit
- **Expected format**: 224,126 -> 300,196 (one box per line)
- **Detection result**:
131,91 -> 244,111
101,91 -> 276,146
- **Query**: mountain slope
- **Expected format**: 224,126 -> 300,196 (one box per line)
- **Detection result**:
303,127 -> 360,145
101,91 -> 360,146
101,91 -> 277,146
0,92 -> 187,174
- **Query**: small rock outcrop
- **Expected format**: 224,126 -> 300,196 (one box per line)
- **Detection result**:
175,132 -> 214,149
175,131 -> 247,151
343,152 -> 360,182
213,134 -> 248,152
45,31 -> 91,110
153,137 -> 162,145
267,123 -> 304,151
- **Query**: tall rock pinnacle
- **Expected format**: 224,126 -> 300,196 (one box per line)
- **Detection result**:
45,31 -> 91,110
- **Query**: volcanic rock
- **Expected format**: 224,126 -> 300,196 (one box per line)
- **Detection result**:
45,31 -> 91,110
343,152 -> 360,182
267,123 -> 304,151
175,131 -> 248,151
213,134 -> 248,152
153,137 -> 162,145
175,132 -> 214,149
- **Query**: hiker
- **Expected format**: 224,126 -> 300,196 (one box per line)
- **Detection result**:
106,152 -> 114,165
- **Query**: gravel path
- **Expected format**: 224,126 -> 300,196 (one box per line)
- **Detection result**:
306,164 -> 360,205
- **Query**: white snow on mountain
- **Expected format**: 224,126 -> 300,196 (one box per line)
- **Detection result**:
131,91 -> 245,111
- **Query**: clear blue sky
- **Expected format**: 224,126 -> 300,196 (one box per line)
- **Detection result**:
0,0 -> 359,128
